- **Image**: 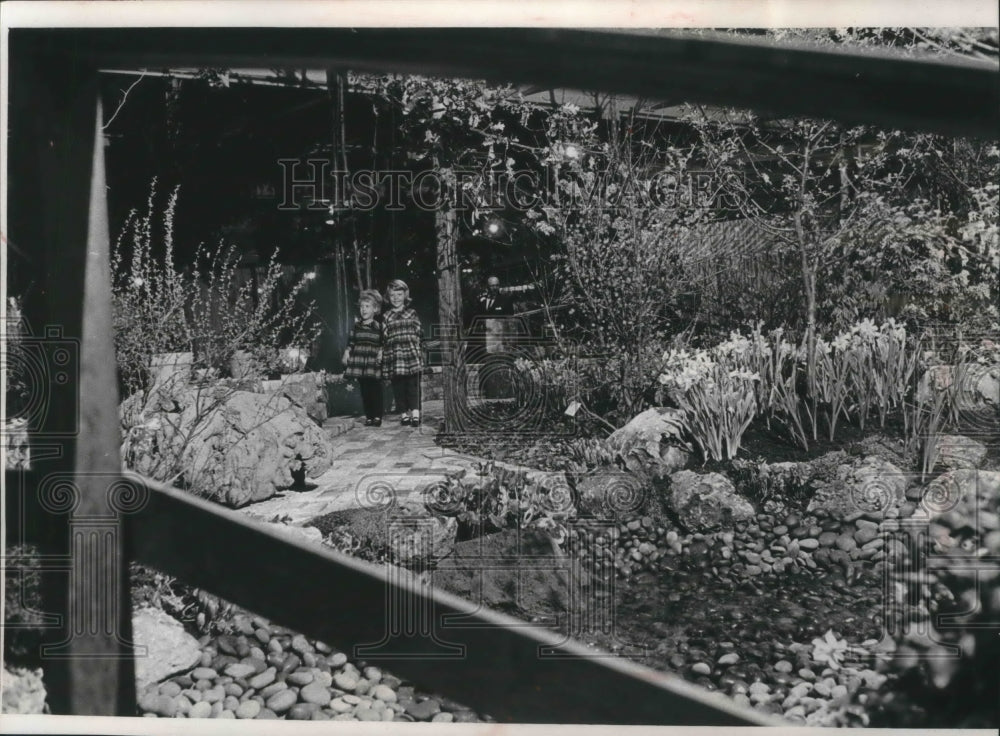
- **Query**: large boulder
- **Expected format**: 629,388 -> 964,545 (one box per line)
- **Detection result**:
918,363 -> 1000,409
120,384 -> 335,508
934,434 -> 988,471
807,455 -> 908,521
132,606 -> 202,692
262,371 -> 329,425
664,470 -> 755,532
608,408 -> 692,476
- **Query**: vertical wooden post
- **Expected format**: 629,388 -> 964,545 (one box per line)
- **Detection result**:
434,170 -> 464,433
9,40 -> 135,714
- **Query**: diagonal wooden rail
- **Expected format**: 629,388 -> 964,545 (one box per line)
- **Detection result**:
8,25 -> 998,722
128,476 -> 774,724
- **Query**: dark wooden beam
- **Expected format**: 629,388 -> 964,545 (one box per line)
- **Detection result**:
12,27 -> 1000,139
128,478 -> 776,725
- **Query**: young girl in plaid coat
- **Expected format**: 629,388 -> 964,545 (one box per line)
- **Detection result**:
342,289 -> 384,426
381,279 -> 424,427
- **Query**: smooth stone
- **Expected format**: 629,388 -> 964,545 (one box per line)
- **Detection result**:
315,640 -> 332,654
259,681 -> 287,699
266,689 -> 297,713
254,628 -> 270,644
330,697 -> 354,713
835,534 -> 858,551
280,653 -> 301,673
342,694 -> 362,705
191,667 -> 218,680
691,662 -> 712,675
406,698 -> 442,720
248,667 -> 276,689
291,635 -> 314,654
328,652 -> 348,668
334,672 -> 358,691
202,686 -> 225,704
373,684 -> 398,702
257,708 -> 278,719
287,671 -> 314,686
189,700 -> 213,718
235,699 -> 261,719
774,660 -> 793,673
432,712 -> 455,723
364,666 -> 383,683
289,703 -> 319,720
301,682 -> 332,706
718,653 -> 740,666
355,707 -> 382,721
224,663 -> 256,679
159,681 -> 182,697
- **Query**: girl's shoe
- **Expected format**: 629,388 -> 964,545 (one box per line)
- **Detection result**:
401,416 -> 412,426
364,418 -> 375,427
410,416 -> 421,428
373,418 -> 382,427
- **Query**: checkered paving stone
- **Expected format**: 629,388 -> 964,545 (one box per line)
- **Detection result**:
238,400 -> 483,525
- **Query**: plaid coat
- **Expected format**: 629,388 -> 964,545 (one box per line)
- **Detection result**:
381,306 -> 424,377
344,318 -> 382,379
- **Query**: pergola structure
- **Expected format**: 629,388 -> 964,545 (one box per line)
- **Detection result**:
4,26 -> 998,722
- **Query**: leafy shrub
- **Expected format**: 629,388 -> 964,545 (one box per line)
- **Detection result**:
111,182 -> 320,397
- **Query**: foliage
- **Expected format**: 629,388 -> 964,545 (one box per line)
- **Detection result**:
3,544 -> 46,664
658,344 -> 759,462
883,470 -> 1000,727
427,462 -> 576,544
111,181 -> 320,397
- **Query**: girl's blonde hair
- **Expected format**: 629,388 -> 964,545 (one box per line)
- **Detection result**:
358,289 -> 383,310
384,279 -> 412,306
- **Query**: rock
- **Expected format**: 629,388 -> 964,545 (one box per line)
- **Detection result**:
328,652 -> 348,668
290,635 -> 313,655
665,471 -> 755,533
691,662 -> 712,675
300,682 -> 332,706
334,672 -> 358,691
259,682 -> 287,699
189,700 -> 213,718
191,667 -> 218,681
289,703 -> 319,720
608,408 -> 691,474
918,364 -> 1000,409
798,538 -> 820,551
268,372 -> 329,425
224,663 -> 256,680
807,456 -> 906,521
373,684 -> 397,702
774,660 -> 793,673
835,534 -> 857,552
286,671 -> 313,686
853,525 -> 879,545
132,607 -> 203,692
406,698 -> 442,720
120,388 -> 335,508
266,689 -> 297,713
718,653 -> 740,666
248,667 -> 277,690
1,666 -> 47,715
355,706 -> 382,721
330,697 -> 353,713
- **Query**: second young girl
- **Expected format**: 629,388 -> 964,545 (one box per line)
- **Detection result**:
381,279 -> 423,427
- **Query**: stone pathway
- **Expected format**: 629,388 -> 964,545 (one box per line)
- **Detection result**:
241,400 -> 482,526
